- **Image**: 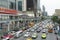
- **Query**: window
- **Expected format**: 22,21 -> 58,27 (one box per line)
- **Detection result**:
26,0 -> 34,11
9,2 -> 14,9
18,1 -> 22,11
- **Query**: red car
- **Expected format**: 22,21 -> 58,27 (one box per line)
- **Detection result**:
1,34 -> 14,40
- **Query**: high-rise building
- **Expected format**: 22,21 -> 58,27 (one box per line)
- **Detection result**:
9,0 -> 26,11
26,0 -> 34,11
37,0 -> 41,11
0,0 -> 41,17
42,5 -> 45,12
0,0 -> 9,8
42,5 -> 47,16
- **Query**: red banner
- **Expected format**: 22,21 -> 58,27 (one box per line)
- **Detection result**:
0,8 -> 17,14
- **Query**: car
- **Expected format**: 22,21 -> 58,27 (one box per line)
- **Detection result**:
36,29 -> 41,33
26,37 -> 32,40
1,33 -> 8,39
41,33 -> 46,39
48,29 -> 53,33
2,34 -> 14,40
24,32 -> 30,38
42,29 -> 46,33
8,31 -> 16,36
39,27 -> 42,30
34,27 -> 37,30
14,30 -> 23,38
30,29 -> 35,32
31,33 -> 38,39
27,29 -> 31,32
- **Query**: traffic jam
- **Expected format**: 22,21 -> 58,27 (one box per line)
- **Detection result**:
1,21 -> 56,40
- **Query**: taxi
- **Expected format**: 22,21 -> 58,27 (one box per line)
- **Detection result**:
41,33 -> 46,39
26,37 -> 32,40
32,33 -> 38,39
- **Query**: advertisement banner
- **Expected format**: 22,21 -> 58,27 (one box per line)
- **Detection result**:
0,8 -> 17,14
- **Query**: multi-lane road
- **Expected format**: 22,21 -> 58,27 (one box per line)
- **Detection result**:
13,29 -> 57,40
13,20 -> 57,40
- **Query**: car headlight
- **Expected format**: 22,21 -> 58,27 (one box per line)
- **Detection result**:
42,35 -> 46,37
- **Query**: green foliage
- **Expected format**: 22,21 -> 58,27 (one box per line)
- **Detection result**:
57,19 -> 60,24
41,16 -> 45,21
51,16 -> 58,23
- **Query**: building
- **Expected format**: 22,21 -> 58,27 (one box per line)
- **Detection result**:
0,0 -> 9,8
53,9 -> 60,18
42,5 -> 45,12
42,5 -> 47,16
54,9 -> 60,16
42,11 -> 47,16
9,0 -> 41,17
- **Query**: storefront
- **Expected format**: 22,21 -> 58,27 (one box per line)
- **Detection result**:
0,8 -> 17,32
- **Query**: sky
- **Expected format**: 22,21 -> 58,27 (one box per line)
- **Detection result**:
40,0 -> 60,16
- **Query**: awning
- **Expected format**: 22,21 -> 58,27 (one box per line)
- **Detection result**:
0,8 -> 17,14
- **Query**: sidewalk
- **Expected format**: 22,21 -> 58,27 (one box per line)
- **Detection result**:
0,32 -> 3,40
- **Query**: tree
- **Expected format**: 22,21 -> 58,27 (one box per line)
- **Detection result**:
57,19 -> 60,34
57,19 -> 60,25
51,16 -> 58,23
51,16 -> 58,28
41,16 -> 45,21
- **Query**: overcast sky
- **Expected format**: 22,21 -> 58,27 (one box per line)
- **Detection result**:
40,0 -> 60,16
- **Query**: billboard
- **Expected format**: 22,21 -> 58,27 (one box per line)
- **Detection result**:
0,8 -> 17,14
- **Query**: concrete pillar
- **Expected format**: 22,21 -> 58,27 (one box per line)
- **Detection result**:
8,0 -> 9,9
22,0 -> 26,11
8,22 -> 10,31
16,0 -> 18,11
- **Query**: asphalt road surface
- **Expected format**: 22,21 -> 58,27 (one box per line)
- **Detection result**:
13,30 -> 57,40
13,20 -> 57,40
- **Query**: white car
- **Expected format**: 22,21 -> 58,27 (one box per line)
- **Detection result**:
24,32 -> 30,37
42,29 -> 46,33
39,27 -> 42,30
15,30 -> 23,38
30,29 -> 35,32
8,31 -> 16,36
32,33 -> 38,39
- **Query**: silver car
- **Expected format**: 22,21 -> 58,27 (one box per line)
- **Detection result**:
24,32 -> 30,38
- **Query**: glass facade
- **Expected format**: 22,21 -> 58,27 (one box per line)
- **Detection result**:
18,1 -> 22,11
0,0 -> 8,8
26,0 -> 34,11
26,0 -> 37,11
9,2 -> 14,9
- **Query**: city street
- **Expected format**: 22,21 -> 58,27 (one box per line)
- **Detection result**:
13,20 -> 57,40
13,29 -> 57,40
0,0 -> 60,40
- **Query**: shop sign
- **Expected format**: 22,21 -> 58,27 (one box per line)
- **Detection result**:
0,8 -> 17,14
